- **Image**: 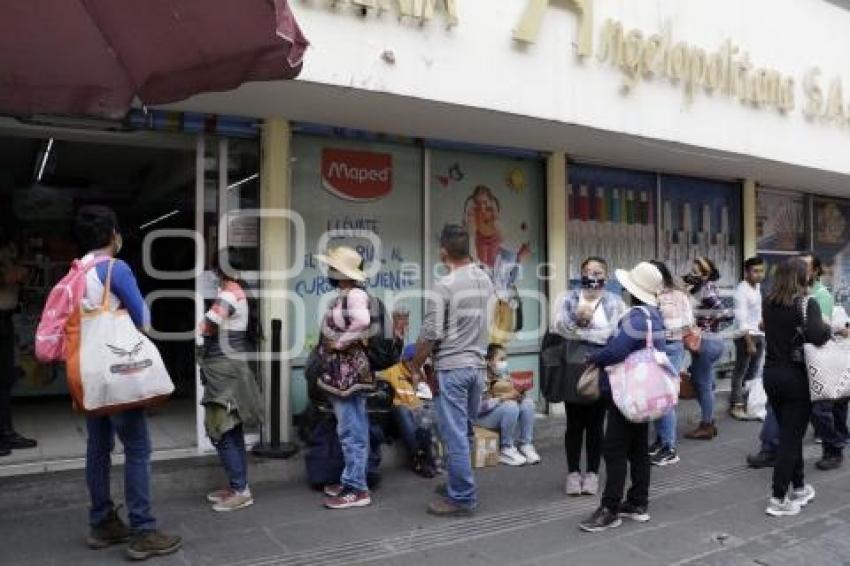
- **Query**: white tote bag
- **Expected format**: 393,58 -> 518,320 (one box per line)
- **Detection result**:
66,261 -> 174,414
805,339 -> 850,402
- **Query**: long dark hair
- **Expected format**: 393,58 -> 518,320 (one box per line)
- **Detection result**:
766,257 -> 809,308
650,260 -> 677,291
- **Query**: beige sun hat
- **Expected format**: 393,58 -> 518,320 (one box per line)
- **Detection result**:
315,246 -> 367,282
615,262 -> 664,307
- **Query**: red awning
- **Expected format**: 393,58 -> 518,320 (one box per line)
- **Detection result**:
0,0 -> 309,119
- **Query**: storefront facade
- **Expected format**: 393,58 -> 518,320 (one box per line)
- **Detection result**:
4,0 -> 850,472
166,0 -> 850,447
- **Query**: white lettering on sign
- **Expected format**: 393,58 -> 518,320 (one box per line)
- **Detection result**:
320,0 -> 458,26
327,162 -> 391,183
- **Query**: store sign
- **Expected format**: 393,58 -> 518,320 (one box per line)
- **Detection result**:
513,0 -> 850,129
309,0 -> 458,26
321,148 -> 393,201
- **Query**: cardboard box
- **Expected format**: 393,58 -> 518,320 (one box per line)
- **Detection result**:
472,426 -> 500,468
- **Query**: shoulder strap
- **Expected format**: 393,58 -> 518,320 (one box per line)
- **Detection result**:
341,292 -> 352,328
100,259 -> 116,310
636,306 -> 653,348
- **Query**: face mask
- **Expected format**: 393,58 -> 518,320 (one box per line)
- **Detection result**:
581,276 -> 606,290
494,360 -> 509,376
114,233 -> 123,255
682,273 -> 702,288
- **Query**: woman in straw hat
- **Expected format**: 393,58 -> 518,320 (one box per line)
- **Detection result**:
313,246 -> 375,510
578,262 -> 666,533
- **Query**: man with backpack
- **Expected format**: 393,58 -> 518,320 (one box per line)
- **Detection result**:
66,206 -> 182,560
0,224 -> 37,456
413,224 -> 494,517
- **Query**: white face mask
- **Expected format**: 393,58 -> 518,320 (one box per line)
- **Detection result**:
494,360 -> 509,376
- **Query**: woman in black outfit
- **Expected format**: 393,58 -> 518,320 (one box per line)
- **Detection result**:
763,258 -> 832,517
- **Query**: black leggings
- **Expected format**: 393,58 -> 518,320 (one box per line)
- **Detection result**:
764,366 -> 811,499
565,400 -> 606,473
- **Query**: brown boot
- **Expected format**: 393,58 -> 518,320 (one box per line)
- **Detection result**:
87,508 -> 130,549
126,530 -> 182,561
685,423 -> 715,440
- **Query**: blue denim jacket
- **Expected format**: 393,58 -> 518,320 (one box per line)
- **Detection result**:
588,306 -> 667,392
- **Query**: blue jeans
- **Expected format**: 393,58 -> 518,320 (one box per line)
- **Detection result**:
393,405 -> 423,456
477,397 -> 535,448
436,367 -> 484,509
812,400 -> 849,453
86,409 -> 156,533
213,424 -> 248,491
331,394 -> 370,492
689,336 -> 724,425
654,341 -> 686,449
761,403 -> 780,453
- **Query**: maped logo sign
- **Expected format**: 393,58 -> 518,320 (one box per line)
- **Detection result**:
321,148 -> 393,201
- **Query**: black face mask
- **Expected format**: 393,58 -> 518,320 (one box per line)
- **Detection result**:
581,276 -> 606,290
683,273 -> 703,292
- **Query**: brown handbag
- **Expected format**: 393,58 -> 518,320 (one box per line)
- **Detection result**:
576,366 -> 601,402
679,371 -> 697,400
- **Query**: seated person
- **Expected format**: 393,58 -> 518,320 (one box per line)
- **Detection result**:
478,343 -> 541,466
379,345 -> 437,478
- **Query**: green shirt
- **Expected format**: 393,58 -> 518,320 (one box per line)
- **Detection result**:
811,281 -> 834,321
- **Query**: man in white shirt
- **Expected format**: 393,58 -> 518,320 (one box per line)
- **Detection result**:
730,257 -> 766,421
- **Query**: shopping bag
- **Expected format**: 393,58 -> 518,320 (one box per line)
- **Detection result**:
745,377 -> 767,420
607,308 -> 679,423
65,261 -> 173,414
805,339 -> 850,401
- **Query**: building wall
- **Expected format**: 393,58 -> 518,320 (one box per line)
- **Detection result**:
293,0 -> 850,177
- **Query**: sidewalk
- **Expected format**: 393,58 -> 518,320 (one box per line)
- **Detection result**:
6,392 -> 850,566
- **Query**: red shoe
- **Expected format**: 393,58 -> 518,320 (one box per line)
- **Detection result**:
324,489 -> 371,509
323,484 -> 343,497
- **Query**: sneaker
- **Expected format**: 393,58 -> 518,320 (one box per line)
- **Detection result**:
815,453 -> 843,471
518,444 -> 542,465
2,432 -> 37,450
87,508 -> 130,549
427,498 -> 476,517
618,502 -> 651,522
651,447 -> 680,467
565,472 -> 582,496
212,488 -> 254,512
324,484 -> 344,497
747,450 -> 776,469
126,530 -> 182,561
648,439 -> 663,457
0,442 -> 9,457
324,488 -> 371,510
581,472 -> 599,495
765,496 -> 801,517
789,484 -> 816,507
206,488 -> 231,504
499,446 -> 527,467
729,404 -> 749,421
578,506 -> 622,533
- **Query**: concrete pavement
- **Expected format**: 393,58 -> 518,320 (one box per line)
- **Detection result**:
2,403 -> 850,566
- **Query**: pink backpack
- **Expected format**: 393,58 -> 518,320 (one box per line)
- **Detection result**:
35,256 -> 111,363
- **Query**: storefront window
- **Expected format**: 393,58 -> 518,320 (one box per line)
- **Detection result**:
566,164 -> 658,284
813,197 -> 850,314
756,187 -> 808,295
290,135 -> 424,361
429,149 -> 545,352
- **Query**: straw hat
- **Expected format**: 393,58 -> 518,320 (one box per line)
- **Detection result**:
615,262 -> 664,307
315,246 -> 367,282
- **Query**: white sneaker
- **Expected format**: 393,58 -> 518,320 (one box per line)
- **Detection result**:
499,446 -> 527,466
765,496 -> 801,517
519,444 -> 541,465
581,472 -> 599,495
212,488 -> 254,512
790,484 -> 816,507
565,472 -> 582,496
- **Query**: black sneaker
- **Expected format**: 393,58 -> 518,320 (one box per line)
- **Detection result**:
648,439 -> 663,457
815,453 -> 843,471
618,502 -> 651,522
578,506 -> 622,533
2,432 -> 37,450
651,447 -> 680,467
746,450 -> 776,469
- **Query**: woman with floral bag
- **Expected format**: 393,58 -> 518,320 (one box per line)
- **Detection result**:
578,262 -> 666,533
314,246 -> 376,510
